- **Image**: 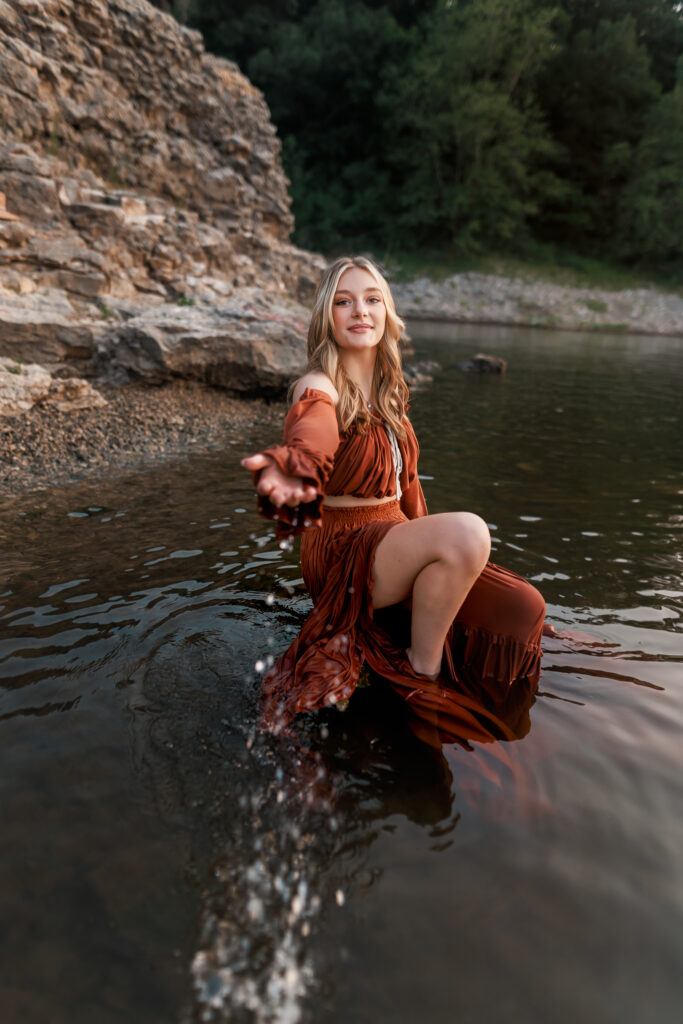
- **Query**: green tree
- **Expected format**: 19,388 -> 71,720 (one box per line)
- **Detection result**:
535,14 -> 661,252
550,2 -> 683,90
615,56 -> 683,264
385,0 -> 561,252
148,0 -> 683,267
245,0 -> 412,250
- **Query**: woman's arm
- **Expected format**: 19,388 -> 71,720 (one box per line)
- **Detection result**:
241,375 -> 340,535
400,475 -> 429,519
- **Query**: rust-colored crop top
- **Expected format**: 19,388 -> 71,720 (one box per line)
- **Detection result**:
252,387 -> 428,535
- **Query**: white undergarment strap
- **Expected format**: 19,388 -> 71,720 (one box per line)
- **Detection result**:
383,423 -> 403,501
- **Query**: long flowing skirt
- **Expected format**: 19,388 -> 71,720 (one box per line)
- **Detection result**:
260,501 -> 546,748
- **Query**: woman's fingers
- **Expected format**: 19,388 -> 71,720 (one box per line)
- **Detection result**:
241,453 -> 270,471
257,476 -> 296,508
243,455 -> 318,509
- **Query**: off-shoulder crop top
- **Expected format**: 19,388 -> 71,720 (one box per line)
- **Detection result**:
252,387 -> 428,535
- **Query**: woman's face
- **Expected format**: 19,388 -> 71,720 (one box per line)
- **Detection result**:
331,267 -> 387,353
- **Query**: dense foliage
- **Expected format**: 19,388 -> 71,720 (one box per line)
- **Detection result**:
153,0 -> 683,269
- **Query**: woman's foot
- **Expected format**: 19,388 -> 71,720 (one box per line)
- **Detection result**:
406,647 -> 440,680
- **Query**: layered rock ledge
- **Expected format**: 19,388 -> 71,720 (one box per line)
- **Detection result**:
0,0 -> 322,423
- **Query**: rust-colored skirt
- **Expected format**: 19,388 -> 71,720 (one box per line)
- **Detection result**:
260,501 -> 546,748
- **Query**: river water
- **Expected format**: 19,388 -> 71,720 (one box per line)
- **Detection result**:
1,323 -> 681,1024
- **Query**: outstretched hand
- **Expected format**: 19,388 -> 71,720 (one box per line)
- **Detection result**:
241,453 -> 319,509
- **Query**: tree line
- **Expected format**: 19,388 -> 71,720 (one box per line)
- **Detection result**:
153,1 -> 683,271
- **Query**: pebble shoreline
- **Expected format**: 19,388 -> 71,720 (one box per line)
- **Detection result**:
0,380 -> 281,498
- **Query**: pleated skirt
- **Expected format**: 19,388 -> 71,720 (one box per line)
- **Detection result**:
260,501 -> 546,748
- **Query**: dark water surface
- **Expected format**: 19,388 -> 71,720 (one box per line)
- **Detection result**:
1,324 -> 682,1023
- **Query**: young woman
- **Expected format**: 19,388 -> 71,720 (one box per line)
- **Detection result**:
242,256 -> 547,747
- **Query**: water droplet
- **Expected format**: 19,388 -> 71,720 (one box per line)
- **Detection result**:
254,659 -> 265,673
247,895 -> 263,921
335,889 -> 345,906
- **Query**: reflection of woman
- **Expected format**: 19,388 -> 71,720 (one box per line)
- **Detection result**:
242,256 -> 547,747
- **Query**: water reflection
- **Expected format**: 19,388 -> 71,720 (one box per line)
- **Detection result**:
1,325 -> 682,1023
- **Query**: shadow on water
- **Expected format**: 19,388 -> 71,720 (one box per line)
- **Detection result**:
1,324 -> 682,1023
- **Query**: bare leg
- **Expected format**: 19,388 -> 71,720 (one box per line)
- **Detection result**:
372,512 -> 491,678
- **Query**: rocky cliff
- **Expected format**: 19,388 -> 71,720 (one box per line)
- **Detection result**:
0,0 -> 323,411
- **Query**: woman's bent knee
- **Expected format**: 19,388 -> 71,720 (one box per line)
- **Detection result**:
441,512 -> 491,578
520,580 -> 546,631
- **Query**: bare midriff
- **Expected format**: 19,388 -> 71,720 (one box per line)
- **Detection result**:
322,493 -> 397,508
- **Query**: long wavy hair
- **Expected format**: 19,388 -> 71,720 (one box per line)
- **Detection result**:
303,255 -> 408,439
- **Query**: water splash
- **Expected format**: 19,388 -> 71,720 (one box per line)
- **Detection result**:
185,743 -> 337,1024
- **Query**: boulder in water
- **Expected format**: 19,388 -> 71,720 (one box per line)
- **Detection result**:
458,353 -> 507,374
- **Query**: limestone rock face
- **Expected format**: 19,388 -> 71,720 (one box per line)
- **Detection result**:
0,0 -> 324,413
0,0 -> 323,304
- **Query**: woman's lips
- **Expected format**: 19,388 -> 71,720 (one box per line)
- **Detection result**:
348,324 -> 373,332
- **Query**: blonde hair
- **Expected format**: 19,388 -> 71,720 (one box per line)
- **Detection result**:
304,255 -> 408,439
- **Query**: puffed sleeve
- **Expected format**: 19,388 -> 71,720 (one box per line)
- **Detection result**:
399,417 -> 428,520
251,387 -> 340,536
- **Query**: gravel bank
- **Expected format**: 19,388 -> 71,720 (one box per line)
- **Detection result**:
393,273 -> 683,336
0,381 -> 282,497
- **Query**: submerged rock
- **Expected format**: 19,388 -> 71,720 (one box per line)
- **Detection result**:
403,360 -> 442,387
458,353 -> 508,374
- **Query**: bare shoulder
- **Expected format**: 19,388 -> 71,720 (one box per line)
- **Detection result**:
291,372 -> 338,405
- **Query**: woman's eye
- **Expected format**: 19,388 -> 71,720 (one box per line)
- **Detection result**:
368,296 -> 381,303
334,299 -> 349,306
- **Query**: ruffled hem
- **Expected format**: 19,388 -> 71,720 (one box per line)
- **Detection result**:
444,622 -> 543,704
